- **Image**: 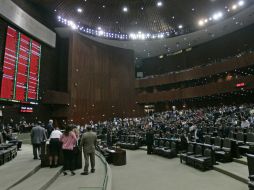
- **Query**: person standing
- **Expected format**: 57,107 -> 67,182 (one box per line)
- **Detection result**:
46,120 -> 54,138
60,125 -> 77,176
80,126 -> 97,175
146,128 -> 154,155
48,126 -> 62,168
31,121 -> 47,159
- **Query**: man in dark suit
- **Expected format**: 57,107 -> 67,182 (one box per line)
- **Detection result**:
31,121 -> 47,159
146,128 -> 154,154
80,126 -> 97,175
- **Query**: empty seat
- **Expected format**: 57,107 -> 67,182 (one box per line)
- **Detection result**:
187,144 -> 203,166
214,138 -> 232,162
213,137 -> 222,151
194,148 -> 213,171
180,143 -> 194,163
236,132 -> 245,145
204,135 -> 211,145
163,141 -> 177,158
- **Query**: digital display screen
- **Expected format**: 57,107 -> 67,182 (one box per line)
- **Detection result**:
0,26 -> 41,104
20,106 -> 33,113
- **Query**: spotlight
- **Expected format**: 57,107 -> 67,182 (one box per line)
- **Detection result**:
232,4 -> 238,10
123,6 -> 128,12
212,12 -> 223,20
238,1 -> 244,6
77,8 -> 83,13
198,20 -> 204,26
157,1 -> 163,7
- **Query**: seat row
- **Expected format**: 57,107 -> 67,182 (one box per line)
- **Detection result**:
152,139 -> 178,158
117,135 -> 141,150
0,143 -> 17,166
180,143 -> 214,171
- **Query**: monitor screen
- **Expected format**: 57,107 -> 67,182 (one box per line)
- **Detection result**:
0,26 -> 41,104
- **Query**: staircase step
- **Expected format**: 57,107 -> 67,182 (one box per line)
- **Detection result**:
10,167 -> 62,190
233,156 -> 248,166
214,162 -> 249,184
0,145 -> 41,190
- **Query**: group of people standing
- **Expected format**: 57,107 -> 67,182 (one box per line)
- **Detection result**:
30,120 -> 97,176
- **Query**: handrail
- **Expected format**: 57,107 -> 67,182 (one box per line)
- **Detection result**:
95,151 -> 112,190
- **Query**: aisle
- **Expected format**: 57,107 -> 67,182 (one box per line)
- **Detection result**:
111,150 -> 248,190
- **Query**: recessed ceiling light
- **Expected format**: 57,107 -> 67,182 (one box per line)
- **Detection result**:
198,20 -> 204,26
238,1 -> 244,6
157,1 -> 163,7
232,4 -> 238,10
123,6 -> 128,12
77,8 -> 83,13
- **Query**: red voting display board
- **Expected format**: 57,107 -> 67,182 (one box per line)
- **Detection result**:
0,26 -> 41,104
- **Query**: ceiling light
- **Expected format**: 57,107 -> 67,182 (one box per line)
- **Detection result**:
198,20 -> 204,26
238,1 -> 244,6
77,8 -> 83,13
212,12 -> 223,20
157,1 -> 163,7
232,4 -> 238,10
123,6 -> 128,12
178,25 -> 183,29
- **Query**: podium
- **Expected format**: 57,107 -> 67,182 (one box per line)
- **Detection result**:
106,148 -> 126,166
41,142 -> 82,169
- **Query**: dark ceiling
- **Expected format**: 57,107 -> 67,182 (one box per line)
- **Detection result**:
27,0 -> 250,34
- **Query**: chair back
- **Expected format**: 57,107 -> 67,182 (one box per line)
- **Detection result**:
171,142 -> 176,149
188,144 -> 194,152
236,132 -> 244,142
229,131 -> 234,139
154,140 -> 159,147
204,148 -> 211,157
214,137 -> 222,147
204,135 -> 211,144
247,154 -> 254,176
247,133 -> 254,143
159,140 -> 164,147
195,145 -> 202,155
164,141 -> 170,148
223,138 -> 231,148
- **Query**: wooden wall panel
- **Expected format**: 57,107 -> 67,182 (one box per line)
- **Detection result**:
68,32 -> 140,123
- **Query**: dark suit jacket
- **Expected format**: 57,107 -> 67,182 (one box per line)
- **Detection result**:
31,125 -> 47,144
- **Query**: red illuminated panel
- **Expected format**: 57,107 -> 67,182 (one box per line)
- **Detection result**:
27,40 -> 40,100
236,82 -> 246,87
15,34 -> 30,101
0,26 -> 42,104
0,27 -> 18,100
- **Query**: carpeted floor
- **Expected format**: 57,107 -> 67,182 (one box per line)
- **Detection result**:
111,150 -> 248,190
